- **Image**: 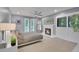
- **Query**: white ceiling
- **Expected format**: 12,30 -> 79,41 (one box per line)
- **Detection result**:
9,7 -> 73,17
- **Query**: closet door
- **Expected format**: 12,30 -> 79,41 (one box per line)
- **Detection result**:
24,18 -> 30,32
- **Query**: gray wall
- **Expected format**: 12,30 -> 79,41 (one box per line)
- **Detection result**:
42,7 -> 79,43
11,15 -> 42,33
45,7 -> 79,17
11,15 -> 24,33
0,12 -> 9,23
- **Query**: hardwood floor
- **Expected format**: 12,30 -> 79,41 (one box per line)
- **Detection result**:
18,36 -> 77,52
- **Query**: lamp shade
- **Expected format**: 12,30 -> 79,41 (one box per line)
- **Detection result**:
0,23 -> 16,31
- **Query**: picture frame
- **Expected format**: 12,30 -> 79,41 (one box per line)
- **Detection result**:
16,20 -> 20,24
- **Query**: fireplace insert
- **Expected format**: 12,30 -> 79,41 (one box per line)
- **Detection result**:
45,28 -> 51,35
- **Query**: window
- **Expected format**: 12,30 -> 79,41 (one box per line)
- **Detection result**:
57,17 -> 67,27
68,14 -> 79,32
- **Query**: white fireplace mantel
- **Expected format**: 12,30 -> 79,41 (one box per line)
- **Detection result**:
42,24 -> 56,38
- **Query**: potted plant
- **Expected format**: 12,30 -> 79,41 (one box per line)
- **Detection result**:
11,36 -> 16,46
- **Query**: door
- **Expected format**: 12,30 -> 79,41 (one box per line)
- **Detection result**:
24,18 -> 30,32
30,19 -> 35,32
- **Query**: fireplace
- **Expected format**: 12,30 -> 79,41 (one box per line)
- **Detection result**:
45,28 -> 51,35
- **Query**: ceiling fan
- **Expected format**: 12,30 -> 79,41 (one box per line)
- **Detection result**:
32,11 -> 42,17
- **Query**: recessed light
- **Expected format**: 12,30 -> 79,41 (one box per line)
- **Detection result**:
16,11 -> 20,14
54,9 -> 58,13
